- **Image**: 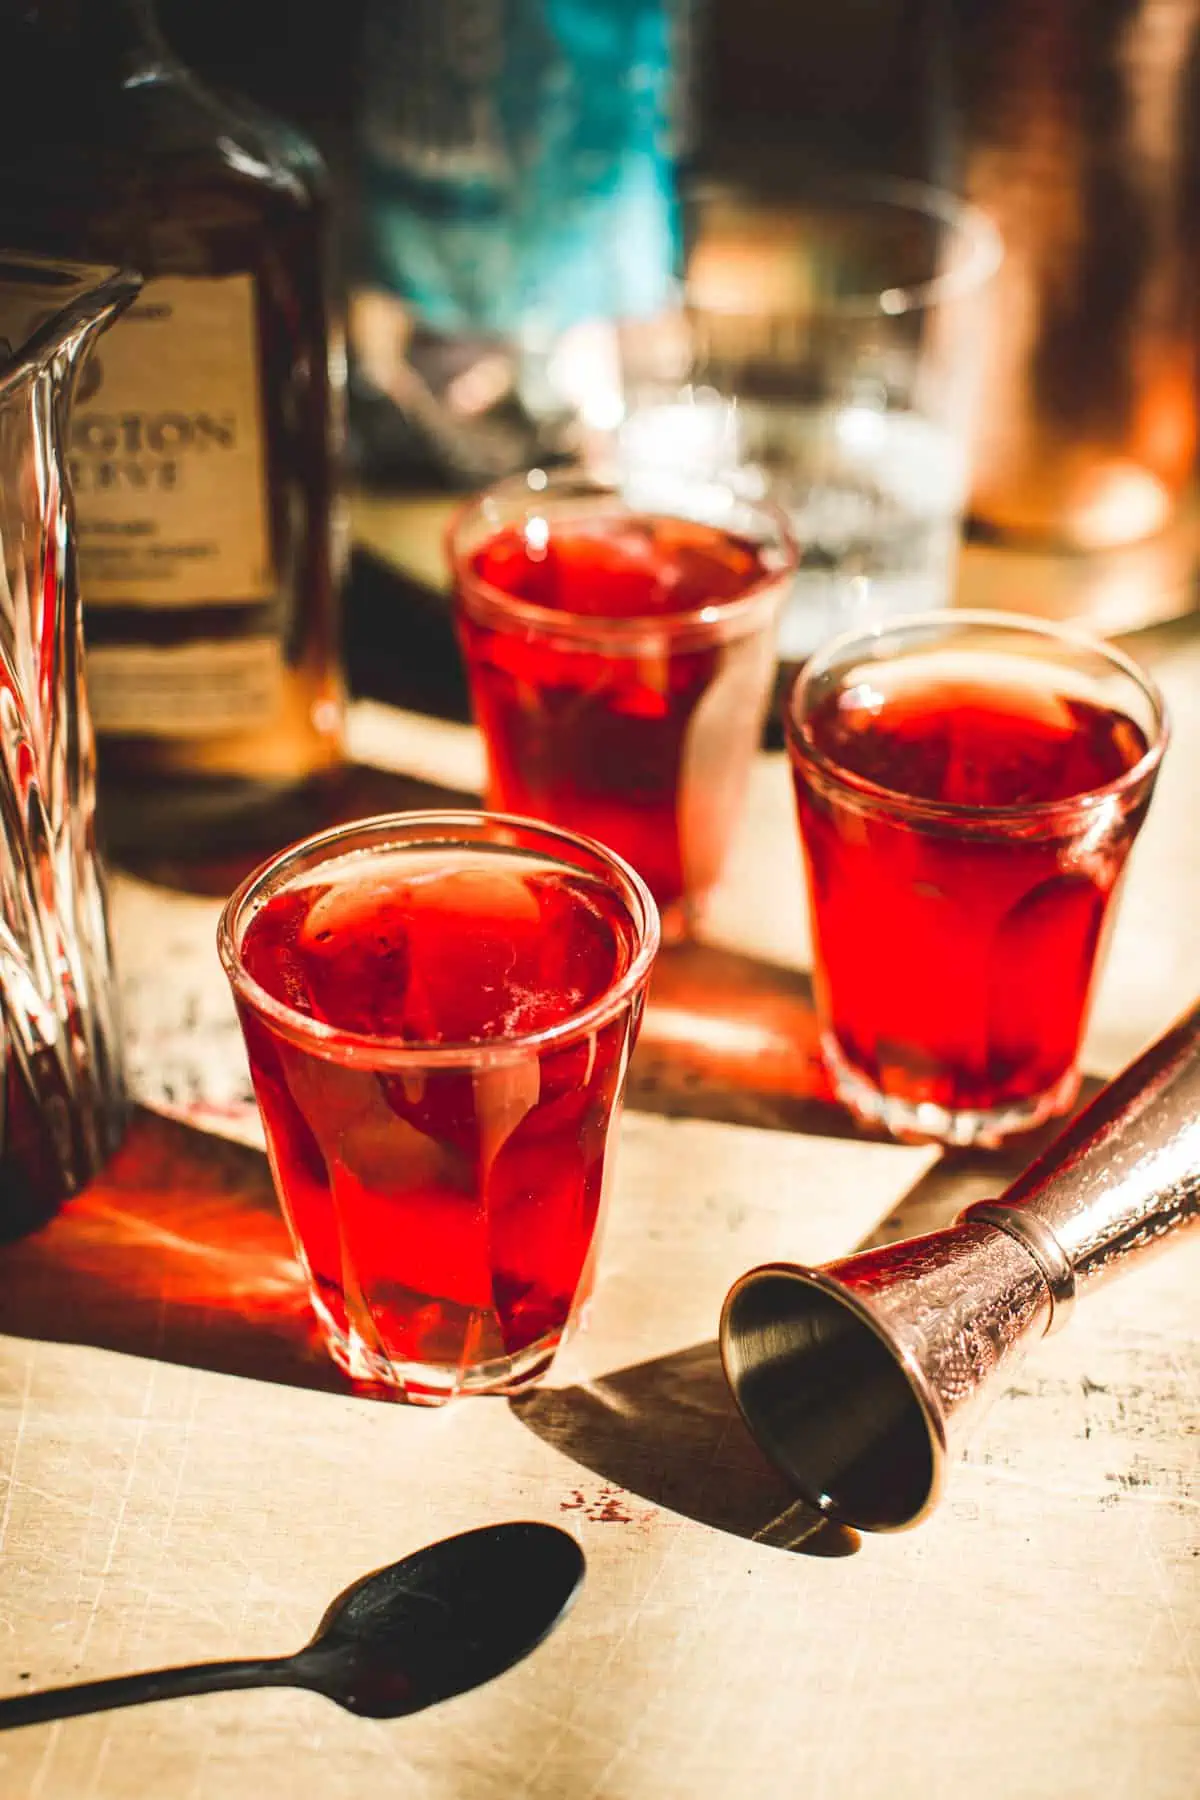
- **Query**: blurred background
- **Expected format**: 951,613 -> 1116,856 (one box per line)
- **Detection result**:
159,0 -> 945,185
154,0 -> 1200,706
2,0 -> 1196,1197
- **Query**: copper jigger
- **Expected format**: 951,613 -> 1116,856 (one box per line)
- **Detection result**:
720,1002 -> 1200,1532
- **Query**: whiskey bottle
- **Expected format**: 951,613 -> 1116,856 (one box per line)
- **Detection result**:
0,0 -> 345,856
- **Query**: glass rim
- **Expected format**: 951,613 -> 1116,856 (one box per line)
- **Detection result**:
687,173 -> 1004,321
785,608 -> 1169,828
217,809 -> 661,1069
447,469 -> 797,649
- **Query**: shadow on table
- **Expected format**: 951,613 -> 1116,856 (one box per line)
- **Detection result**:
0,937 -> 868,1403
515,1071 -> 1106,1552
631,941 -> 877,1141
0,960 -> 1108,1552
512,1342 -> 860,1557
849,1072 -> 1106,1252
0,1109 -> 350,1396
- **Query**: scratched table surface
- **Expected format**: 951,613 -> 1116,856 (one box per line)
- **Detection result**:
1,613 -> 1198,1800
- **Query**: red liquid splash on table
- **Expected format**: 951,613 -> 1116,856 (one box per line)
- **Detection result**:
791,668 -> 1152,1128
459,516 -> 776,928
238,848 -> 640,1399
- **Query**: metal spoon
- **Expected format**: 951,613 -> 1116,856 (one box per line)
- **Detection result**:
0,1521 -> 585,1731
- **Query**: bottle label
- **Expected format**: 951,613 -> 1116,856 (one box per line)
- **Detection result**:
85,639 -> 285,738
69,274 -> 273,607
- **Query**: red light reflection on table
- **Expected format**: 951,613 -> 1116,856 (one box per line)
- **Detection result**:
0,940 -> 865,1394
630,943 -> 867,1140
0,1109 -> 346,1393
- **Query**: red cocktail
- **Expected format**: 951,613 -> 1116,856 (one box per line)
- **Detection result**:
450,473 -> 794,940
787,613 -> 1166,1146
219,812 -> 659,1401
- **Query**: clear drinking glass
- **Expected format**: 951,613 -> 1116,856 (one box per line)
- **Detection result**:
450,470 -> 795,941
219,810 -> 659,1403
0,254 -> 139,1233
611,176 -> 1002,670
786,611 -> 1166,1147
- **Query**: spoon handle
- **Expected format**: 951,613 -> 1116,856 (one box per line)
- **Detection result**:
0,1655 -> 300,1731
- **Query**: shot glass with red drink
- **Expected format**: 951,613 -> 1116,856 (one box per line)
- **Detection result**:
450,471 -> 795,941
786,612 -> 1167,1147
219,811 -> 659,1402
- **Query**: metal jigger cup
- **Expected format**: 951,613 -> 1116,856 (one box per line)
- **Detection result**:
720,1002 -> 1200,1531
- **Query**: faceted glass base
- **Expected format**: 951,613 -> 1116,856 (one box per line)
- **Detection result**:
822,1031 -> 1081,1149
322,1313 -> 569,1406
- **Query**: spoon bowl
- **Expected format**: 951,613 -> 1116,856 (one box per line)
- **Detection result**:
302,1520 -> 588,1717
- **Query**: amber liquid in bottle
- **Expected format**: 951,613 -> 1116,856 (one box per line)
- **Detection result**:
0,0 -> 345,860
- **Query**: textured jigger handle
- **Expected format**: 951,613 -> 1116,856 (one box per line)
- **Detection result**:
720,1003 -> 1200,1532
965,1001 -> 1200,1308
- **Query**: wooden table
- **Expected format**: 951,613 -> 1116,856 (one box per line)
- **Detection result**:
0,599 -> 1197,1800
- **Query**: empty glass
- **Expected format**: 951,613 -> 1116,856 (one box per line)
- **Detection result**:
611,176 -> 1002,670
